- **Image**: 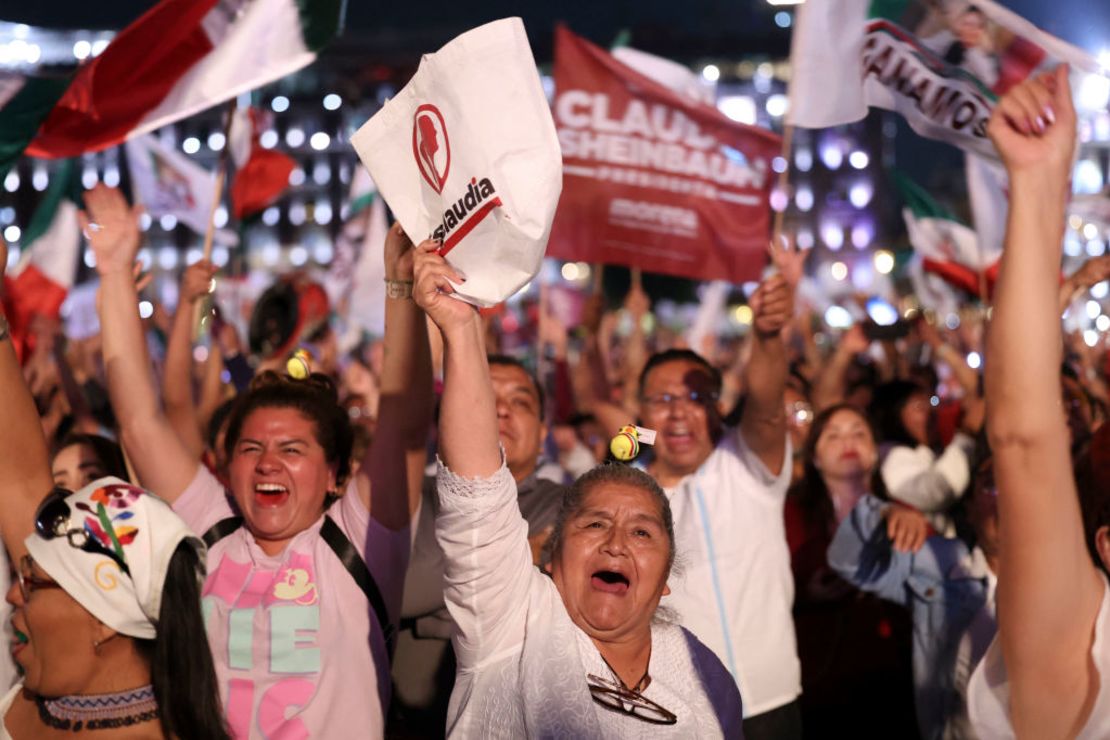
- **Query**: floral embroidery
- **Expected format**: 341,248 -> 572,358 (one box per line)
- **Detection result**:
75,489 -> 141,566
88,484 -> 143,510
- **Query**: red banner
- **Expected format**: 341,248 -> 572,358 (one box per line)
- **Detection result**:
548,28 -> 782,283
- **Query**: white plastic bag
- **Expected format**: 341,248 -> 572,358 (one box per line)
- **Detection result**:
351,17 -> 562,307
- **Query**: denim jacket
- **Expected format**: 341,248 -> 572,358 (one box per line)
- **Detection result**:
828,495 -> 994,740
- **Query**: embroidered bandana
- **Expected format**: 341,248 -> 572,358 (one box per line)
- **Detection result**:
25,476 -> 205,639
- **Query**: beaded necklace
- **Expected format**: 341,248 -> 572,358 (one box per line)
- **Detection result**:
36,685 -> 159,733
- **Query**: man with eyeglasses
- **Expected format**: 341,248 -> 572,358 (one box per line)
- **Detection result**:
637,270 -> 801,740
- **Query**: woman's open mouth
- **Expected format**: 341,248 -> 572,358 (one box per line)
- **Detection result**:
254,483 -> 289,508
591,570 -> 630,595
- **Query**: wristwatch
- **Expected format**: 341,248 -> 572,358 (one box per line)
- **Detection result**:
385,279 -> 414,299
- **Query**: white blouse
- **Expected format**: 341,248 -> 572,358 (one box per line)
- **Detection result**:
435,460 -> 743,738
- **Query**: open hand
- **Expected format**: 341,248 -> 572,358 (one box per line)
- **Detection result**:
769,232 -> 807,290
79,185 -> 143,277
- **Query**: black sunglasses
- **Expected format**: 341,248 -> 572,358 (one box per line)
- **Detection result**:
34,487 -> 131,576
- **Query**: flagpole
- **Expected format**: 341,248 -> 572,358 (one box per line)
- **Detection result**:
201,100 -> 237,263
771,123 -> 794,247
194,100 -> 237,340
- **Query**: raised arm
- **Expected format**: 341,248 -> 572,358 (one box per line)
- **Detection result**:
413,242 -> 498,477
162,259 -> 217,461
0,239 -> 55,561
984,66 -> 1102,737
810,324 -> 870,412
355,224 -> 434,530
84,186 -> 196,500
740,270 -> 793,476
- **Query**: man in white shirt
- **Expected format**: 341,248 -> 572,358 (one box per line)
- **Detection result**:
638,270 -> 800,739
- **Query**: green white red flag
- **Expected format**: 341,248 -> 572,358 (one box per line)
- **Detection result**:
787,0 -> 1100,160
894,171 -> 998,297
228,107 -> 296,220
2,160 -> 82,360
0,0 -> 342,173
325,167 -> 388,347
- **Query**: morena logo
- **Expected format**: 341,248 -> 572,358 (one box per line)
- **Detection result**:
412,104 -> 451,193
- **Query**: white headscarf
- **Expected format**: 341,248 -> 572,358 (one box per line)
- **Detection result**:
25,477 -> 205,639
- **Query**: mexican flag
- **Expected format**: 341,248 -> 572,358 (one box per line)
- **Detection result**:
325,167 -> 388,348
0,72 -> 70,176
787,0 -> 1099,160
894,171 -> 999,298
228,107 -> 296,219
2,160 -> 82,360
0,0 -> 343,172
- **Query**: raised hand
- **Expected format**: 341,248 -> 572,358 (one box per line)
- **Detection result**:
180,259 -> 217,304
79,185 -> 143,276
412,241 -> 475,336
987,64 -> 1076,177
749,274 -> 794,338
769,232 -> 807,290
841,323 -> 871,355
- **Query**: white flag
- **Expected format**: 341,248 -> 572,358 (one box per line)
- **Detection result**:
125,134 -> 237,245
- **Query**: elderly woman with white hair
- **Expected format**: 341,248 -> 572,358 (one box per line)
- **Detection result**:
413,242 -> 743,738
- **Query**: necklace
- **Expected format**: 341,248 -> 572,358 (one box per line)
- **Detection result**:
36,685 -> 159,733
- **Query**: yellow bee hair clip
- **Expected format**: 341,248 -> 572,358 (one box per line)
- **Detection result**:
608,424 -> 658,462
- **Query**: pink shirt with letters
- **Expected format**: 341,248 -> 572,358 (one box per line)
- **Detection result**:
174,465 -> 409,739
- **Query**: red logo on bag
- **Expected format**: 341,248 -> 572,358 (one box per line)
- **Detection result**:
412,104 -> 451,194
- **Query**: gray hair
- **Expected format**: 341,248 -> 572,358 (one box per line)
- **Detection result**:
546,464 -> 676,575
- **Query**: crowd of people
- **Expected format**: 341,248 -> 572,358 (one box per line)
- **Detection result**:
0,66 -> 1108,739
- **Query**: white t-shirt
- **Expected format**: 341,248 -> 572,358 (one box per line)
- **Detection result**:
969,574 -> 1110,738
658,428 -> 799,717
174,465 -> 409,739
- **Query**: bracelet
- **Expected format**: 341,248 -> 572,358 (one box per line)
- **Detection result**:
385,279 -> 414,299
0,312 -> 8,342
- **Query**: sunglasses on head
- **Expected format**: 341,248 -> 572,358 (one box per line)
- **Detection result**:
34,487 -> 131,576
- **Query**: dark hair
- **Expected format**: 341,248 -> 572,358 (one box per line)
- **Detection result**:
223,371 -> 353,494
206,398 -> 237,454
52,434 -> 131,483
487,354 -> 545,417
1075,424 -> 1110,576
136,542 -> 231,740
547,464 -> 676,573
638,349 -> 722,400
868,380 -> 928,448
788,403 -> 887,531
